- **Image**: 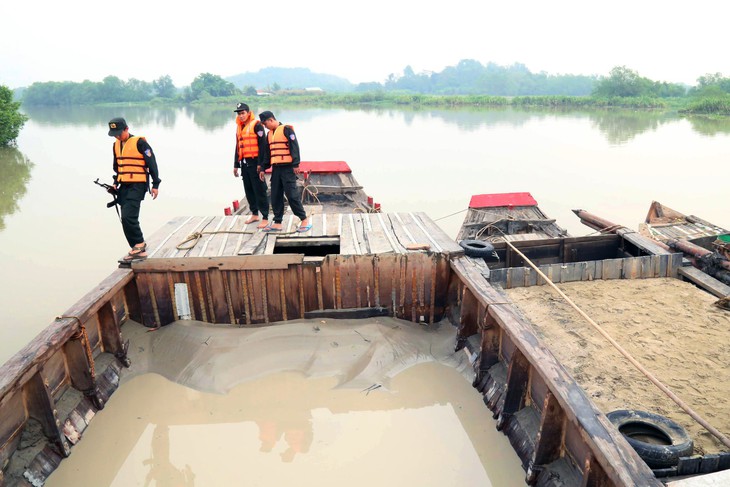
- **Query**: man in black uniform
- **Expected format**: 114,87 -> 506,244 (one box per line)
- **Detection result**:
108,117 -> 161,261
258,111 -> 309,233
233,102 -> 269,228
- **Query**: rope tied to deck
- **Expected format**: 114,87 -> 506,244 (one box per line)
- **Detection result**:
176,230 -> 255,250
301,179 -> 321,205
55,315 -> 96,380
498,235 -> 730,450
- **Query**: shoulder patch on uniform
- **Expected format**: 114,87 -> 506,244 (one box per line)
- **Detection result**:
289,134 -> 296,140
145,149 -> 152,157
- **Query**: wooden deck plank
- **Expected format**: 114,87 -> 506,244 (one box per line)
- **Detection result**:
364,214 -> 396,254
168,216 -> 217,258
678,267 -> 730,298
413,211 -> 464,253
375,213 -> 404,254
198,216 -> 228,257
338,213 -> 359,255
404,212 -> 443,252
146,216 -> 197,258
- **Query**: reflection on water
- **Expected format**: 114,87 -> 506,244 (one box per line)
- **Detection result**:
685,115 -> 730,136
20,102 -> 729,143
588,110 -> 678,145
47,363 -> 526,487
0,147 -> 33,230
20,104 -> 180,130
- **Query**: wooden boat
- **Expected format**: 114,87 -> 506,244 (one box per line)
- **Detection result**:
639,201 -> 729,247
6,189 -> 729,486
230,160 -> 376,216
575,205 -> 730,296
456,192 -> 569,243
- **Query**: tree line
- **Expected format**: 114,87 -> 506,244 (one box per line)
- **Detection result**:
14,61 -> 730,116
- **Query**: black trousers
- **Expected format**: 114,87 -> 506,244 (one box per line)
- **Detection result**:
270,165 -> 306,223
117,183 -> 147,247
241,159 -> 269,219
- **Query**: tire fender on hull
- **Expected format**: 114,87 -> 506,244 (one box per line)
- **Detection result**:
607,409 -> 693,469
459,239 -> 495,259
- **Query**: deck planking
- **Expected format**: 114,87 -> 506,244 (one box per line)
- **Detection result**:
129,211 -> 463,271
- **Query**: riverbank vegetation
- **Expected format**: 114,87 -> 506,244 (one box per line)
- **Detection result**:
15,63 -> 730,116
0,85 -> 28,147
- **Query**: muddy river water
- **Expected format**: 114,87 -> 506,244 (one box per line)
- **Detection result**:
45,318 -> 527,486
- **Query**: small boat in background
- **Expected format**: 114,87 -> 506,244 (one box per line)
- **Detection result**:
456,192 -> 568,243
639,201 -> 729,247
574,203 -> 730,295
228,160 -> 378,216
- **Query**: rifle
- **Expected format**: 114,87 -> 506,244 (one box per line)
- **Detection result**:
94,178 -> 119,208
94,179 -> 122,221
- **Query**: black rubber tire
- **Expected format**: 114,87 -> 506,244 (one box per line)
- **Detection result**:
607,409 -> 693,469
459,239 -> 495,258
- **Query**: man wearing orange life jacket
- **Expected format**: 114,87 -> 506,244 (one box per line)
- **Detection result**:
108,117 -> 161,262
258,111 -> 309,233
233,102 -> 269,228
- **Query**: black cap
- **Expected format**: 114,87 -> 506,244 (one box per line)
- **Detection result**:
234,102 -> 250,112
108,117 -> 128,137
258,110 -> 275,122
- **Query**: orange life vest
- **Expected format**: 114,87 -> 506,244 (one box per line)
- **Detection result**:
236,113 -> 259,160
267,124 -> 294,165
114,136 -> 148,183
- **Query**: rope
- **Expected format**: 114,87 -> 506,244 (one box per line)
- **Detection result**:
301,180 -> 321,205
434,208 -> 467,222
56,315 -> 96,380
176,230 -> 255,250
500,237 -> 730,449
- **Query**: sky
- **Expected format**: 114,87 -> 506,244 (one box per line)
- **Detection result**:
2,0 -> 729,89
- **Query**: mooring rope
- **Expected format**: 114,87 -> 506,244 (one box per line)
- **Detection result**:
500,237 -> 730,449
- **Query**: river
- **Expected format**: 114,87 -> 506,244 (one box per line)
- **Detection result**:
1,104 -> 728,484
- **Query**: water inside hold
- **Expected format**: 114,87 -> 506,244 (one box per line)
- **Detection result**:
46,363 -> 527,487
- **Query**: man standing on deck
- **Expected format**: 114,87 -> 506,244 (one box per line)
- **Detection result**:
108,117 -> 161,261
258,111 -> 309,233
233,102 -> 270,229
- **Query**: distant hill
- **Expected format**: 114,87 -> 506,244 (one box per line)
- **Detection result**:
227,67 -> 355,93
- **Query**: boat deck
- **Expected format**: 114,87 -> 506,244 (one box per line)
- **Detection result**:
129,210 -> 461,267
639,201 -> 729,244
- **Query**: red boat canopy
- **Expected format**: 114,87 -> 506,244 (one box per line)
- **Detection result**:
468,192 -> 537,209
264,161 -> 352,174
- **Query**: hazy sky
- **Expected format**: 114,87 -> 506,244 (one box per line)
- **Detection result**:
2,0 -> 728,89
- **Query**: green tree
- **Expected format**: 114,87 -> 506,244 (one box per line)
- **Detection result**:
692,73 -> 730,96
152,75 -> 177,98
592,66 -> 651,97
0,146 -> 33,228
190,73 -> 238,99
243,85 -> 258,96
0,86 -> 28,146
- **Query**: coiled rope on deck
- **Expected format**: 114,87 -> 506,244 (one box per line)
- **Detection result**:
499,235 -> 730,449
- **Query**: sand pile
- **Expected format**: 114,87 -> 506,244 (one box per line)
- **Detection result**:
506,277 -> 730,455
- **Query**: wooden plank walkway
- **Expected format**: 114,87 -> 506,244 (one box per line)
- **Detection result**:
129,211 -> 463,271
